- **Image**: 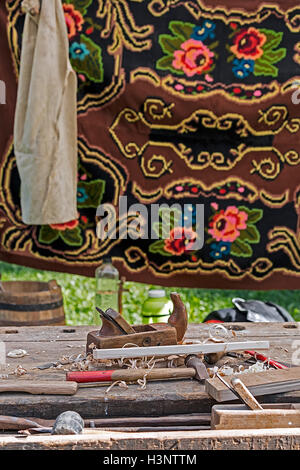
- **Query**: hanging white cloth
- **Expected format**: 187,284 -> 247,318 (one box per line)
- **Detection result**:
14,0 -> 78,225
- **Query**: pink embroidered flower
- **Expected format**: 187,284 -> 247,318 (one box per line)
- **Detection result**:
172,39 -> 214,77
208,206 -> 248,242
230,27 -> 266,60
50,219 -> 79,231
164,227 -> 198,255
63,4 -> 84,39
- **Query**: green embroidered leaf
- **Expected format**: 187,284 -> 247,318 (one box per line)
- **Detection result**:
262,48 -> 286,64
156,55 -> 174,71
77,180 -> 106,208
260,29 -> 283,51
231,238 -> 253,257
238,206 -> 263,224
209,41 -> 219,50
39,226 -> 60,245
239,224 -> 260,243
159,34 -> 183,54
71,35 -> 103,83
152,222 -> 163,238
149,240 -> 172,257
60,227 -> 83,247
169,21 -> 195,41
227,54 -> 235,63
65,0 -> 92,15
254,59 -> 278,77
158,207 -> 182,230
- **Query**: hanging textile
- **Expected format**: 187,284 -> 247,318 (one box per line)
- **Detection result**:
0,0 -> 300,289
14,0 -> 78,225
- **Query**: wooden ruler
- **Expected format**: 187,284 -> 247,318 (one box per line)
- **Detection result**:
93,340 -> 270,360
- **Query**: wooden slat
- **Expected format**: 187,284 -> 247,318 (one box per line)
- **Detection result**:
206,367 -> 300,402
93,340 -> 270,360
211,404 -> 300,430
1,427 -> 300,450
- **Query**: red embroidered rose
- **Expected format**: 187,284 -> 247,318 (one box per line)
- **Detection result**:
63,4 -> 84,39
208,206 -> 248,242
172,39 -> 214,77
164,227 -> 197,255
50,219 -> 79,231
230,27 -> 266,60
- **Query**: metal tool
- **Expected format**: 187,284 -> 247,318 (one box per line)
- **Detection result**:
184,354 -> 209,381
87,293 -> 188,352
96,307 -> 130,336
67,359 -> 209,384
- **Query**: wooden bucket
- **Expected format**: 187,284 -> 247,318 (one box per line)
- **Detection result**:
0,280 -> 65,326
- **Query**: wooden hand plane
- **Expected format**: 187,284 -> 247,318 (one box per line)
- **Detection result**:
86,292 -> 188,353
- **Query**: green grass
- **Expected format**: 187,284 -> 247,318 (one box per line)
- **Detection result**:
0,261 -> 299,324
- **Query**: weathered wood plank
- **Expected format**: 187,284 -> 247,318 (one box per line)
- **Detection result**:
1,427 -> 300,450
0,323 -> 298,420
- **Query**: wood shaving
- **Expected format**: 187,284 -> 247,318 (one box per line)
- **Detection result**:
12,365 -> 27,376
105,380 -> 128,394
7,349 -> 28,358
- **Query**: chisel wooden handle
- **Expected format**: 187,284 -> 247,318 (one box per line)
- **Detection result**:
67,368 -> 196,383
231,377 -> 263,410
0,381 -> 78,395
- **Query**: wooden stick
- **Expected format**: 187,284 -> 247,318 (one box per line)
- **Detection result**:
231,377 -> 263,410
93,340 -> 270,360
0,381 -> 78,395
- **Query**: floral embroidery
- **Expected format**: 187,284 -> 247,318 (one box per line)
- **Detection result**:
38,176 -> 106,247
207,204 -> 263,258
208,206 -> 248,243
77,187 -> 89,203
69,42 -> 90,60
149,206 -> 199,257
230,27 -> 266,60
191,21 -> 216,42
228,26 -> 287,78
210,241 -> 231,260
164,227 -> 197,255
63,2 -> 104,83
232,58 -> 254,79
157,21 -> 218,77
63,3 -> 84,39
172,39 -> 215,77
50,219 -> 79,231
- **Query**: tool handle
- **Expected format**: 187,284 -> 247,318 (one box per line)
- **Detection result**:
67,368 -> 196,383
67,370 -> 117,383
245,350 -> 288,369
0,381 -> 78,395
231,377 -> 263,410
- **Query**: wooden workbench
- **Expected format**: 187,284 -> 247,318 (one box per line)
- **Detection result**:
0,322 -> 299,450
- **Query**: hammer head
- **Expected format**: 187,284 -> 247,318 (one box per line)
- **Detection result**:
184,355 -> 209,382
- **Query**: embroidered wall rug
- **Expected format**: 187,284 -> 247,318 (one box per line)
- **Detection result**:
0,0 -> 300,289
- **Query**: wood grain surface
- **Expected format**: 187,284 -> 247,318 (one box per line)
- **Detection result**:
0,323 -> 299,419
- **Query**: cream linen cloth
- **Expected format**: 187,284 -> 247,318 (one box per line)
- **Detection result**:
14,0 -> 78,225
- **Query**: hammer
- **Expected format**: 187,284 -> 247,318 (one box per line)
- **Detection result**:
66,355 -> 209,384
